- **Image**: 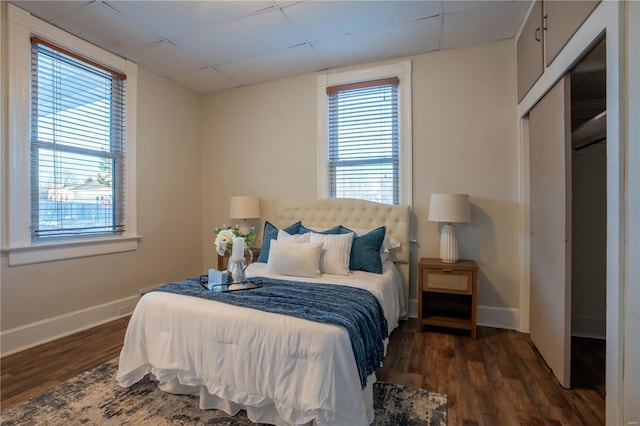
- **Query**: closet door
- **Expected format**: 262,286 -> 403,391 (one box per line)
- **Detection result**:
529,75 -> 572,388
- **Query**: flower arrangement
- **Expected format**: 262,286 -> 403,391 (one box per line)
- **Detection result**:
214,224 -> 257,256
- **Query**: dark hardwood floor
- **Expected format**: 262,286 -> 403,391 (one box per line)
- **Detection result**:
376,323 -> 605,425
0,317 -> 605,425
0,316 -> 130,409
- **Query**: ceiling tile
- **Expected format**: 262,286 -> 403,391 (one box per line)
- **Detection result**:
9,0 -> 532,95
105,1 -> 272,40
10,1 -> 91,21
443,0 -> 524,15
216,44 -> 327,86
51,2 -> 161,55
283,0 -> 441,42
274,1 -> 300,6
442,1 -> 530,49
171,67 -> 241,94
313,16 -> 441,69
126,41 -> 206,78
174,8 -> 306,65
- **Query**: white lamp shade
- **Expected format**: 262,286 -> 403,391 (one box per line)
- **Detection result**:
428,193 -> 470,223
229,196 -> 261,219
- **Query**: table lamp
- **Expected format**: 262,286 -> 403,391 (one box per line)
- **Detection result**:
428,193 -> 471,263
230,195 -> 261,234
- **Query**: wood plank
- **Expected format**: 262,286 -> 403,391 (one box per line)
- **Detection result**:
1,317 -> 605,425
1,316 -> 130,407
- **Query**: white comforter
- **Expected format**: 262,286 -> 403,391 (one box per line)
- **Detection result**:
116,261 -> 405,425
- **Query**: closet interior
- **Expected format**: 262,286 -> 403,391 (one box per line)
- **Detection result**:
569,38 -> 606,394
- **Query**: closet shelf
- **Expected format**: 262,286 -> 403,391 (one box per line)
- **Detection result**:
572,110 -> 606,150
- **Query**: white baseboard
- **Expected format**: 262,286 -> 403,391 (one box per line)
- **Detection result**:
407,299 -> 519,330
0,295 -> 138,357
407,298 -> 418,318
571,315 -> 606,339
477,305 -> 519,330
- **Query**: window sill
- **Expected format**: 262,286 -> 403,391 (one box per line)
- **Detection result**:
2,235 -> 143,266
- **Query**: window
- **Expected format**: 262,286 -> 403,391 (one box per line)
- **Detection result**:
5,4 -> 138,265
317,61 -> 412,206
31,38 -> 126,239
327,78 -> 399,204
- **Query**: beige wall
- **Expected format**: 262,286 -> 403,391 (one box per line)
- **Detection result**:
201,39 -> 521,316
0,67 -> 203,331
200,73 -> 318,268
412,40 -> 520,313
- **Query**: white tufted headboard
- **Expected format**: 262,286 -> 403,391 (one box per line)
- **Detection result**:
276,198 -> 410,307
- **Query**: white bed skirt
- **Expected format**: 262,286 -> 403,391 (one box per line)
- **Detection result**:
156,373 -> 375,426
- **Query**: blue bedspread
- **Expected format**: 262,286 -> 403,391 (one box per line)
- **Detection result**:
150,276 -> 388,388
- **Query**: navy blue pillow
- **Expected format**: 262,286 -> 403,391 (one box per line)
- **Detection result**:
341,226 -> 386,274
298,224 -> 342,235
257,221 -> 302,263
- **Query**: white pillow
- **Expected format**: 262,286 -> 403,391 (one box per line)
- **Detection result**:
385,235 -> 401,250
309,232 -> 354,276
277,229 -> 310,243
266,240 -> 323,278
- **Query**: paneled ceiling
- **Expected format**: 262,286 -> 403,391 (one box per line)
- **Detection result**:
10,1 -> 532,94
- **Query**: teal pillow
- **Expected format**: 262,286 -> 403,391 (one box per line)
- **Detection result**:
342,226 -> 386,274
257,221 -> 301,263
298,224 -> 342,235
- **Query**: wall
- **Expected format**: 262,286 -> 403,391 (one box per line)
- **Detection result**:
571,142 -> 607,338
200,72 -> 318,268
624,0 -> 640,422
200,39 -> 521,326
411,40 -> 520,325
0,61 -> 203,353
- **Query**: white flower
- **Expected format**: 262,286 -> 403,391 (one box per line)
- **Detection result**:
215,228 -> 235,256
214,224 -> 256,256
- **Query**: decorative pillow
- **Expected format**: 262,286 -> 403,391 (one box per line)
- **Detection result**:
344,227 -> 401,251
386,235 -> 401,250
258,221 -> 302,263
298,224 -> 342,235
266,240 -> 323,278
342,226 -> 386,274
308,232 -> 354,275
277,229 -> 310,243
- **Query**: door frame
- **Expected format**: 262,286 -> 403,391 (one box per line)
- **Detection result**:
516,2 -> 624,424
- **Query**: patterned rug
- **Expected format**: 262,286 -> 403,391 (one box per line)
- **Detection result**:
1,359 -> 447,425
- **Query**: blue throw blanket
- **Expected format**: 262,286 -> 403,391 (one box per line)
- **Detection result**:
150,276 -> 388,388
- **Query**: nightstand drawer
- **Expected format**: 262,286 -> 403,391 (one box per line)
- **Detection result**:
423,268 -> 472,294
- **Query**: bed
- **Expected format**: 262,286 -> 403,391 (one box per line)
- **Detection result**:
116,198 -> 410,425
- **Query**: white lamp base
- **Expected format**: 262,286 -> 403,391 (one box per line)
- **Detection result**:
439,223 -> 459,263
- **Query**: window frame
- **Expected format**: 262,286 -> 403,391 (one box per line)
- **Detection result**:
4,4 -> 139,265
317,60 -> 412,206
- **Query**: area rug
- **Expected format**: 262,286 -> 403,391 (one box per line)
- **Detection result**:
1,359 -> 447,425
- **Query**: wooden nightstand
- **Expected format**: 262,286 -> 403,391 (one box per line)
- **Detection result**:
217,248 -> 261,271
417,257 -> 478,338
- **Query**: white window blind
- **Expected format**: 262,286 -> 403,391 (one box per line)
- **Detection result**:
327,77 -> 399,205
30,37 -> 126,239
